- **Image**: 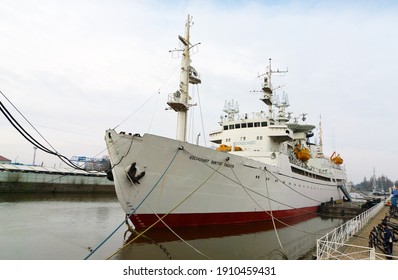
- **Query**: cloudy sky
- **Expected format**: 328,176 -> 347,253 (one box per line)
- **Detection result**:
0,0 -> 397,184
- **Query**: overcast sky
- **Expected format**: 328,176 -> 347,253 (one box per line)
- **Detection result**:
0,0 -> 397,184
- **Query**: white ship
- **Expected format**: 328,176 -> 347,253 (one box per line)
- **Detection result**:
105,15 -> 349,229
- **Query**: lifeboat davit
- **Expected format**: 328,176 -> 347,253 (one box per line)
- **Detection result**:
330,152 -> 343,165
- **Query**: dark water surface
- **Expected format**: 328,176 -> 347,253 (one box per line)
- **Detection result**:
0,193 -> 347,260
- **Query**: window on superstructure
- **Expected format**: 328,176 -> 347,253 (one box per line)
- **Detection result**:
240,136 -> 246,141
248,123 -> 253,128
291,166 -> 332,182
256,136 -> 263,140
242,123 -> 247,128
223,125 -> 228,130
254,122 -> 260,127
261,122 -> 267,127
235,124 -> 241,129
229,125 -> 234,129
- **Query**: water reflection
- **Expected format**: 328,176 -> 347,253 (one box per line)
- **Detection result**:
0,193 -> 347,260
115,214 -> 345,260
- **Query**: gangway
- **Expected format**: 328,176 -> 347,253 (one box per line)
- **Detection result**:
338,183 -> 352,202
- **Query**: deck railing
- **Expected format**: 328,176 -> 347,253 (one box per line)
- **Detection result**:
316,201 -> 385,260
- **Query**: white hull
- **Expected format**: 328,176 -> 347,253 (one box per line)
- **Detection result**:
105,130 -> 345,228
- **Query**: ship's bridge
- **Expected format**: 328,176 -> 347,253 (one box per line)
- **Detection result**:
209,111 -> 272,145
209,109 -> 294,153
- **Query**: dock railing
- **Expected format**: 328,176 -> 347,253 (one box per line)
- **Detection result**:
316,201 -> 385,260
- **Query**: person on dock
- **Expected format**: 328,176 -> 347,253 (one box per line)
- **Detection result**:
382,222 -> 394,259
391,185 -> 398,208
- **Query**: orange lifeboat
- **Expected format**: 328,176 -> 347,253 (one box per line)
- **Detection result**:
330,152 -> 343,165
293,144 -> 311,162
216,144 -> 242,152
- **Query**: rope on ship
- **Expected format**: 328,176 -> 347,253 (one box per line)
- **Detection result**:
180,149 -> 329,236
263,168 -> 325,204
113,64 -> 180,130
105,152 -> 226,260
125,173 -> 213,260
125,227 -> 173,260
230,167 -> 285,254
230,165 -> 329,250
183,149 -> 323,209
84,147 -> 181,260
195,84 -> 207,146
182,149 -> 336,235
264,172 -> 285,252
235,167 -> 332,235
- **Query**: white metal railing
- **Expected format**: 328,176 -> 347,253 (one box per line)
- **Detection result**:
316,241 -> 398,260
316,201 -> 385,260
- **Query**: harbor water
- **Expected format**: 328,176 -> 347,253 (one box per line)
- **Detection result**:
0,192 -> 348,260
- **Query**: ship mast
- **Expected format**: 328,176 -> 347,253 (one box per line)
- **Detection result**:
316,115 -> 324,158
167,15 -> 201,142
260,58 -> 288,120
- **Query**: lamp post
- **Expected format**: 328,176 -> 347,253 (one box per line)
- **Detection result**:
33,146 -> 37,166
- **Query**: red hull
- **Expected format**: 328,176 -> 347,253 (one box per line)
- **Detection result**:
130,206 -> 320,229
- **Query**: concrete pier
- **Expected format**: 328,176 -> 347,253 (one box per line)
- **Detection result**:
0,182 -> 115,193
340,205 -> 398,259
319,201 -> 366,217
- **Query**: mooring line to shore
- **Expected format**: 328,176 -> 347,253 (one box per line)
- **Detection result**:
105,153 -> 225,260
223,160 -> 328,237
83,148 -> 181,260
264,173 -> 285,252
126,172 -> 213,259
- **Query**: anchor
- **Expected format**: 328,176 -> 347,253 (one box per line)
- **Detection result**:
127,162 -> 146,184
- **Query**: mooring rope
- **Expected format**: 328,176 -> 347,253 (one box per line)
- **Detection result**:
105,154 -> 225,259
185,151 -> 331,235
141,210 -> 213,260
264,172 -> 285,251
263,168 -> 325,204
127,175 -> 213,259
230,167 -> 284,252
83,147 -> 181,260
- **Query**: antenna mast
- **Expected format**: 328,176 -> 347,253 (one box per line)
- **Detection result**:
316,115 -> 324,158
167,15 -> 201,142
260,58 -> 288,120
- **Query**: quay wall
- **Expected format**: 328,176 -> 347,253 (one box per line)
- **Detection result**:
0,181 -> 115,193
0,164 -> 115,193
